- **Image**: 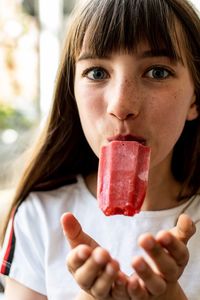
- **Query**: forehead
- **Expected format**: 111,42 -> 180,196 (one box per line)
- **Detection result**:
77,29 -> 187,66
73,7 -> 187,66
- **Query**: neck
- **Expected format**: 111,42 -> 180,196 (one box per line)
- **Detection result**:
84,172 -> 98,198
142,171 -> 182,211
142,155 -> 188,211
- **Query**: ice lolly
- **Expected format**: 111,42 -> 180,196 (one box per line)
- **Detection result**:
97,141 -> 151,216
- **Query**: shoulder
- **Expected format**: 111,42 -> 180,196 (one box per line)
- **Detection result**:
16,176 -> 80,220
14,175 -> 94,234
0,176 -> 83,277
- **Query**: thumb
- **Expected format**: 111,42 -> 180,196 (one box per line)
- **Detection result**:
60,212 -> 99,249
170,214 -> 196,245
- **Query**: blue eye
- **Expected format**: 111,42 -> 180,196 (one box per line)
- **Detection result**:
84,67 -> 108,80
146,67 -> 172,79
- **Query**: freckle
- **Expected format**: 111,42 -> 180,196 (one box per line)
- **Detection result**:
124,79 -> 131,87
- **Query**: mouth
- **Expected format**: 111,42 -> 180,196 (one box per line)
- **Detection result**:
107,134 -> 146,145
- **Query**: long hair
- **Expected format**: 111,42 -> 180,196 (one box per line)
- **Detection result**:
1,0 -> 200,243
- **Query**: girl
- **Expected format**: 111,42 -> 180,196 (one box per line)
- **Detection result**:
1,0 -> 200,299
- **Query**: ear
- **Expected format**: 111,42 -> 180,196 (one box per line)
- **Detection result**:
187,94 -> 199,121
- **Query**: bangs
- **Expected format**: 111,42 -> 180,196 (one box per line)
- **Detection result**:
72,0 -> 184,61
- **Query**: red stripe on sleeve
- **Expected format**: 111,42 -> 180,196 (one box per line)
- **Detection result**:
0,209 -> 16,275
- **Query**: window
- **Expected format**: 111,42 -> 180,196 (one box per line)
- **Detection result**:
0,0 -> 76,191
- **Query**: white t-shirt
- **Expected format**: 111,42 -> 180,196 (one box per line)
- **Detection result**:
1,175 -> 200,299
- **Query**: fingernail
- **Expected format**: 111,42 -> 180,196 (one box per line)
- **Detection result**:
145,238 -> 155,250
162,234 -> 171,245
106,264 -> 115,275
93,251 -> 105,264
78,250 -> 89,260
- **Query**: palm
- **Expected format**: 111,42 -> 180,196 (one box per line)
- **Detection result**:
61,213 -> 195,300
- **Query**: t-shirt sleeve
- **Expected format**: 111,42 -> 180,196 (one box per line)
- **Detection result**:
0,197 -> 47,295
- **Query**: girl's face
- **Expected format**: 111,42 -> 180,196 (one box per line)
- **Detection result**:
74,41 -> 198,171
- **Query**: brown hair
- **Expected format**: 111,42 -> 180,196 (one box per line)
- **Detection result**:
1,0 -> 200,243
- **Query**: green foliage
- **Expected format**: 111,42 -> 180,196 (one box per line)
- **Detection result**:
0,104 -> 33,130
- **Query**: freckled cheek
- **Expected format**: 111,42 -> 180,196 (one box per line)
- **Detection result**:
75,87 -> 105,119
74,87 -> 106,154
151,92 -> 190,147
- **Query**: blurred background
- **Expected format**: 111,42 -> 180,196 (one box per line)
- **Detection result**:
0,0 -> 76,196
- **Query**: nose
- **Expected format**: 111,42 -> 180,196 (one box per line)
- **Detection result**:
107,79 -> 141,121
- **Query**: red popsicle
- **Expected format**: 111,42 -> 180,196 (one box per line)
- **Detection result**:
97,141 -> 151,216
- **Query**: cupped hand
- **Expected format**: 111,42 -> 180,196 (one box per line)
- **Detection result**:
61,213 -> 196,300
61,213 -> 130,299
127,214 -> 196,299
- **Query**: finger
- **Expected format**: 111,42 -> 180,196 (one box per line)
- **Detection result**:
131,257 -> 166,296
156,231 -> 189,269
170,214 -> 196,245
111,272 -> 129,299
128,273 -> 149,299
61,212 -> 99,248
74,247 -> 111,291
66,244 -> 92,274
90,260 -> 120,299
138,234 -> 180,282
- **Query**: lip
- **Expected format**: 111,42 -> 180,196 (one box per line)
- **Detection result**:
107,134 -> 146,145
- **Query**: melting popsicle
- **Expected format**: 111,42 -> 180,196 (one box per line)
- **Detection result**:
97,141 -> 151,216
